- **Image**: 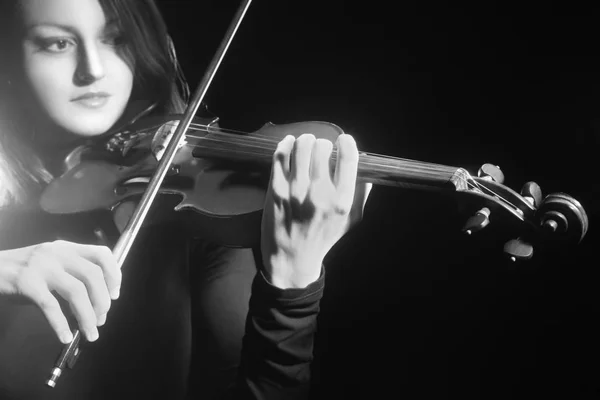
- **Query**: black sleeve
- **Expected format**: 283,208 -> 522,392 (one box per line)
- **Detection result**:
232,269 -> 325,400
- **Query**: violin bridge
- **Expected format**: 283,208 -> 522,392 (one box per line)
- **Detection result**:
152,120 -> 187,161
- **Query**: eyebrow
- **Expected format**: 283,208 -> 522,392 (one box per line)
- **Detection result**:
26,20 -> 118,35
26,23 -> 78,34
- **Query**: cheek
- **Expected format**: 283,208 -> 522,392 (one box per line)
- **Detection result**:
109,56 -> 134,100
102,56 -> 134,127
21,52 -> 134,136
23,55 -> 74,112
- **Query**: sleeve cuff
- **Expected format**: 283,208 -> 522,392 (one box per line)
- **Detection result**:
254,266 -> 325,304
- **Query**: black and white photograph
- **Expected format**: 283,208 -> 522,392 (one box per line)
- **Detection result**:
1,1 -> 597,399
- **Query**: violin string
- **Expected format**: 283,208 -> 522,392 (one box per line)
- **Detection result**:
182,122 -> 442,164
182,125 -> 499,193
183,133 -> 474,191
191,134 -> 523,212
151,122 -> 496,186
147,121 -> 520,211
160,120 -> 462,174
183,125 -> 459,173
187,135 -> 456,180
183,126 -> 478,183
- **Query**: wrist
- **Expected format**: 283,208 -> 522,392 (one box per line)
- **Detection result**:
263,252 -> 323,289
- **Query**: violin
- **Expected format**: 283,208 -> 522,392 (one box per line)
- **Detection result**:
41,0 -> 589,389
40,112 -> 589,255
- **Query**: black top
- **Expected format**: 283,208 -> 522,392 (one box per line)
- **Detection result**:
234,269 -> 323,400
0,211 -> 323,400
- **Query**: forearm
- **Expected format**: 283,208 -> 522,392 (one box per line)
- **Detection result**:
233,268 -> 324,400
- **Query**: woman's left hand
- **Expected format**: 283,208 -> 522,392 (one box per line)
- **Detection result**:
261,133 -> 372,289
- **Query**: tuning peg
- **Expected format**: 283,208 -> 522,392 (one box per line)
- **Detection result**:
462,207 -> 491,235
503,238 -> 534,262
478,163 -> 504,184
521,181 -> 542,207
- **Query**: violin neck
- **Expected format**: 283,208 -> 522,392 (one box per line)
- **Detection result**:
192,138 -> 470,192
356,153 -> 470,192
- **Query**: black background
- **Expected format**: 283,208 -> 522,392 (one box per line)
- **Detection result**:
157,1 -> 598,398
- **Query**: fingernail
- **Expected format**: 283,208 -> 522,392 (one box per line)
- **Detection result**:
111,288 -> 120,300
97,313 -> 107,326
60,330 -> 73,344
87,329 -> 99,342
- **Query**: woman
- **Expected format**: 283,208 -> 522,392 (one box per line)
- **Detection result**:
0,0 -> 371,399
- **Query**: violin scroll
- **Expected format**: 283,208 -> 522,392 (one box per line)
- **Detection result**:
458,164 -> 589,261
535,192 -> 588,242
503,188 -> 588,261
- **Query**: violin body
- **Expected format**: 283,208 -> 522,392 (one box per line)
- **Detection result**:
40,116 -> 343,247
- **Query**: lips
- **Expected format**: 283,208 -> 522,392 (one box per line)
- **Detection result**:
71,92 -> 111,108
71,92 -> 111,101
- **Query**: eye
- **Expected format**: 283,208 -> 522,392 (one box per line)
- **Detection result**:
103,31 -> 127,47
39,38 -> 75,53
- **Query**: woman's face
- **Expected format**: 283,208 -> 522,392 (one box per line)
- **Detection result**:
19,0 -> 134,138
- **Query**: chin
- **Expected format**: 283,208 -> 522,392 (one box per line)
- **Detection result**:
63,109 -> 126,137
66,124 -> 114,137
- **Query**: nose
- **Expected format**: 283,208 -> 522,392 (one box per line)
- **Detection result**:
74,42 -> 106,85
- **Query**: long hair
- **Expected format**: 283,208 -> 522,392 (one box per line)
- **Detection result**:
0,0 -> 190,207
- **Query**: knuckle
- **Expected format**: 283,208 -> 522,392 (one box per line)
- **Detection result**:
97,246 -> 118,272
95,245 -> 113,262
271,181 -> 288,200
273,148 -> 287,164
65,281 -> 87,301
290,179 -> 309,200
32,242 -> 62,263
308,192 -> 329,211
334,198 -> 352,215
50,240 -> 70,251
95,297 -> 111,315
335,205 -> 351,215
84,267 -> 112,313
274,141 -> 292,162
98,245 -> 113,258
34,242 -> 54,256
38,294 -> 59,312
88,263 -> 107,283
14,269 -> 34,289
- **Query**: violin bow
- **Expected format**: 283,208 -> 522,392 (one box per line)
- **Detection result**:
46,0 -> 254,388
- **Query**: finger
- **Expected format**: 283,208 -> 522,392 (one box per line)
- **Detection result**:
309,138 -> 334,181
18,274 -> 73,344
349,182 -> 373,225
62,257 -> 111,326
49,271 -> 99,342
290,134 -> 316,201
66,242 -> 121,300
333,134 -> 360,214
270,135 -> 295,199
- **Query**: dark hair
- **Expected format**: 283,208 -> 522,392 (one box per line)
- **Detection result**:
98,0 -> 190,114
0,0 -> 190,206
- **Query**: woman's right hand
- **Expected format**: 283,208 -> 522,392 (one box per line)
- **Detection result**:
0,240 -> 120,344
